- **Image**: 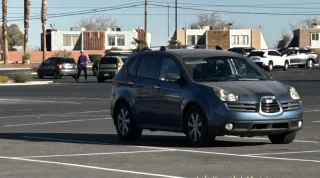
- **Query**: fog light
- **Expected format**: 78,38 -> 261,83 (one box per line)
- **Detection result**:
298,121 -> 303,127
225,123 -> 233,131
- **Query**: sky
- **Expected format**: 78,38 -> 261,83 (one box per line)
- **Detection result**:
5,0 -> 320,50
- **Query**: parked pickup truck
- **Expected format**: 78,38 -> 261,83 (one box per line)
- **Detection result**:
280,47 -> 319,68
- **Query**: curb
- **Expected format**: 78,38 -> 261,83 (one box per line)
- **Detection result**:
0,68 -> 32,70
0,81 -> 53,86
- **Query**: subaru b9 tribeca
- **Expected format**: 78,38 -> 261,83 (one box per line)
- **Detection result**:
110,49 -> 303,146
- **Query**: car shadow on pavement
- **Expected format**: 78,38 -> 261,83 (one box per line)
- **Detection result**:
0,133 -> 267,148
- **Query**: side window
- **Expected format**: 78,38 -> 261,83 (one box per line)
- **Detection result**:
51,58 -> 57,65
159,57 -> 181,81
44,58 -> 51,64
127,57 -> 140,76
136,55 -> 162,79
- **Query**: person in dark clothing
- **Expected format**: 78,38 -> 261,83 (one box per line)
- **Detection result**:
75,50 -> 88,82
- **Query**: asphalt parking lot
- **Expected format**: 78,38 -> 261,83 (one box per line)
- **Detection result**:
0,66 -> 319,178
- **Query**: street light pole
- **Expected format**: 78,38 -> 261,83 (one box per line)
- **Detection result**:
228,22 -> 233,49
144,0 -> 148,45
175,0 -> 177,40
167,3 -> 170,40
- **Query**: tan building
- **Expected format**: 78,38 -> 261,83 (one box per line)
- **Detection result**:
288,26 -> 320,48
175,27 -> 268,50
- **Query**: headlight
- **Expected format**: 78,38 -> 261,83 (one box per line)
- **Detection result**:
214,88 -> 239,101
290,87 -> 300,100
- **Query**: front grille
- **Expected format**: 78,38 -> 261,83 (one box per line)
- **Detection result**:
281,101 -> 300,111
226,103 -> 257,112
261,98 -> 280,113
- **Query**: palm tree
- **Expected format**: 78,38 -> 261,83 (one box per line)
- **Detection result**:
41,0 -> 47,62
24,0 -> 31,61
2,0 -> 9,64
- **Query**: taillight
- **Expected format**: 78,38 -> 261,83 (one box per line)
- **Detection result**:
57,64 -> 62,68
116,58 -> 121,68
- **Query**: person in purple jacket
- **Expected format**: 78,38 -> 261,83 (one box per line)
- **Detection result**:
75,50 -> 88,82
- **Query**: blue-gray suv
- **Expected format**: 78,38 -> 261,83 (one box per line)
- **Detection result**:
110,48 -> 303,146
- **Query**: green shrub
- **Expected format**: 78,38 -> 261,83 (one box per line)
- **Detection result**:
53,50 -> 71,57
13,71 -> 32,83
88,54 -> 103,62
31,65 -> 38,72
0,76 -> 10,83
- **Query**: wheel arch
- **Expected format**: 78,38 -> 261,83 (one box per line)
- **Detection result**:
182,100 -> 208,134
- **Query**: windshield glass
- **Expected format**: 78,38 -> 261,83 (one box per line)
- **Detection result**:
183,56 -> 270,82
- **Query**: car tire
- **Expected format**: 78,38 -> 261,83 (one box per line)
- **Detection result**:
306,59 -> 314,69
53,71 -> 60,79
37,70 -> 43,78
92,67 -> 97,76
114,102 -> 142,141
283,61 -> 289,71
267,62 -> 273,71
184,106 -> 215,147
268,131 -> 297,144
97,77 -> 104,83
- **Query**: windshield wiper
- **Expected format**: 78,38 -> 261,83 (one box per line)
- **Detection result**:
227,74 -> 267,81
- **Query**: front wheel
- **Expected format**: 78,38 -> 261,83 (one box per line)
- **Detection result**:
283,61 -> 289,71
268,131 -> 297,144
37,70 -> 43,78
92,67 -> 97,76
97,77 -> 104,83
185,106 -> 215,147
266,62 -> 273,71
306,59 -> 314,68
114,102 -> 142,141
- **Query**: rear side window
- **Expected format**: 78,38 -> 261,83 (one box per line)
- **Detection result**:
127,57 -> 140,75
100,57 -> 117,64
248,51 -> 265,57
136,55 -> 162,79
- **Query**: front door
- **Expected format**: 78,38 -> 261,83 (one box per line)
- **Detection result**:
153,56 -> 182,128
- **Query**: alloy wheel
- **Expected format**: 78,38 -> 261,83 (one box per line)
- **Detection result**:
117,108 -> 130,135
187,112 -> 203,142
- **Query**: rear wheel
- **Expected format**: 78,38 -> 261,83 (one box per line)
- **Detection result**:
283,61 -> 289,71
114,102 -> 142,141
92,67 -> 97,76
185,106 -> 215,147
53,71 -> 60,79
267,62 -> 273,71
97,77 -> 104,83
268,131 -> 297,144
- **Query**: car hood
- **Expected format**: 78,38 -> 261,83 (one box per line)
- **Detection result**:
199,81 -> 292,101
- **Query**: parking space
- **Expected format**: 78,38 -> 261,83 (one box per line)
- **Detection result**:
0,67 -> 319,178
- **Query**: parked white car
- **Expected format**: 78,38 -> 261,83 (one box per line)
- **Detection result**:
248,49 -> 290,71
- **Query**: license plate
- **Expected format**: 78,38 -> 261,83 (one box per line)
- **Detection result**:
64,66 -> 72,68
104,73 -> 110,76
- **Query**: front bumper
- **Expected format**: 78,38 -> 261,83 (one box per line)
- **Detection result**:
208,119 -> 302,137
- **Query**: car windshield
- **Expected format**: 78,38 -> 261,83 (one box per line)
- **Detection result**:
183,56 -> 270,82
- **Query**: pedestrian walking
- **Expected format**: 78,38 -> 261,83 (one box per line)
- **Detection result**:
75,50 -> 88,82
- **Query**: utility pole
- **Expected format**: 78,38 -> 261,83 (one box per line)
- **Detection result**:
167,3 -> 169,40
144,0 -> 148,46
175,0 -> 177,40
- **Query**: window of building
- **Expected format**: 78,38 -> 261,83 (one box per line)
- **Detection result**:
187,35 -> 196,45
311,33 -> 319,41
241,35 -> 249,45
231,35 -> 239,45
63,34 -> 80,47
117,36 -> 125,46
108,36 -> 116,46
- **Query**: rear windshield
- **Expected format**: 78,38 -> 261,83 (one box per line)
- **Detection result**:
62,58 -> 75,63
248,51 -> 265,57
100,57 -> 117,64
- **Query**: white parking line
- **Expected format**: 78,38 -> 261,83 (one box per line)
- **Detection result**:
3,118 -> 111,127
18,149 -> 176,159
0,109 -> 33,112
0,98 -> 82,104
247,150 -> 320,156
303,110 -> 320,113
313,121 -> 320,123
0,110 -> 109,119
223,135 -> 320,144
20,136 -> 320,164
0,156 -> 186,178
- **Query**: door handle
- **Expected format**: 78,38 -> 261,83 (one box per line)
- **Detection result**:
154,85 -> 161,89
128,82 -> 134,85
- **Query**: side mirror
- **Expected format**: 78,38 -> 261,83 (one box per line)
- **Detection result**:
165,73 -> 181,82
266,72 -> 273,79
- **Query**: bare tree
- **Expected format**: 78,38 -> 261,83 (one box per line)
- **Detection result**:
24,0 -> 31,56
275,29 -> 292,48
2,0 -> 9,64
189,12 -> 244,30
289,16 -> 320,30
77,15 -> 117,31
41,0 -> 47,62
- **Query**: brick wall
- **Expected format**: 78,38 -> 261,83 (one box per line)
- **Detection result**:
206,30 -> 229,50
4,50 -> 105,64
